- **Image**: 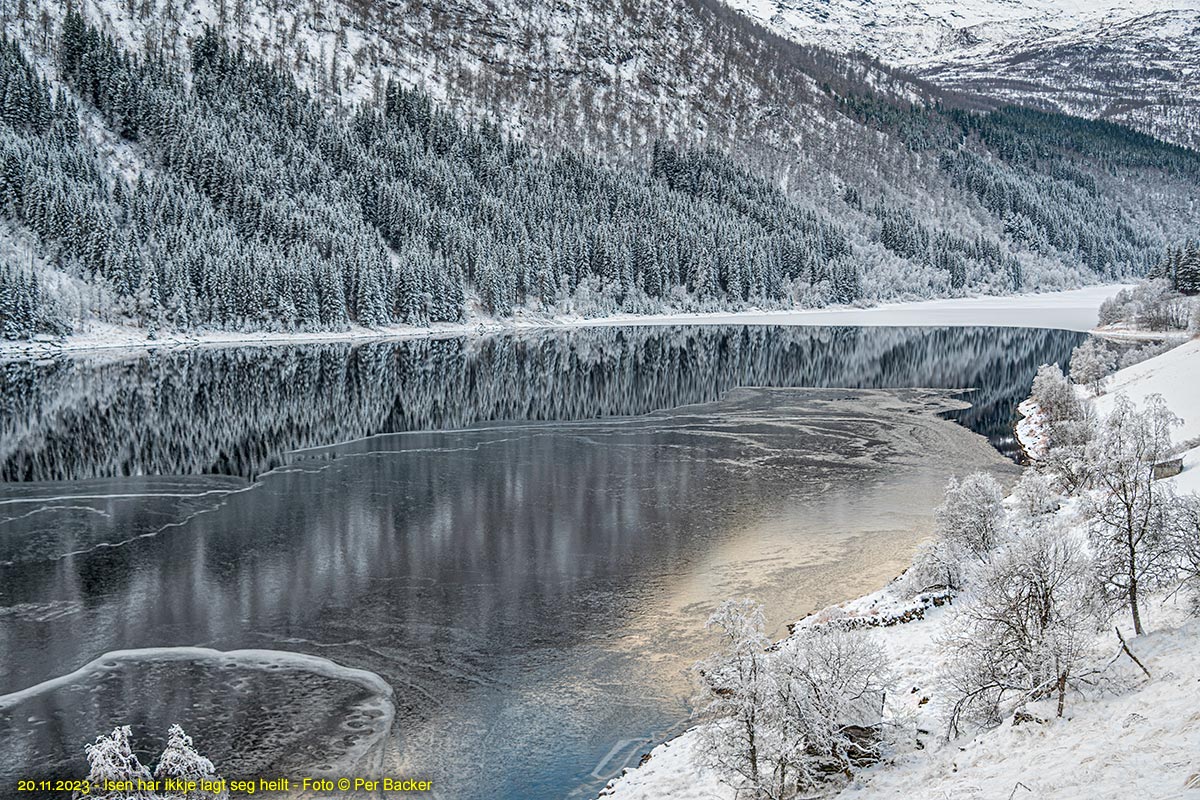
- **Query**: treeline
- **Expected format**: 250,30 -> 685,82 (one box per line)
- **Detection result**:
1149,241 -> 1200,295
0,263 -> 69,339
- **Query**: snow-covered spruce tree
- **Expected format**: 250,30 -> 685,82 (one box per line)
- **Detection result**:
1069,339 -> 1115,395
155,725 -> 228,800
1084,394 -> 1182,635
693,601 -> 889,799
1167,493 -> 1200,614
940,524 -> 1096,736
75,726 -> 155,800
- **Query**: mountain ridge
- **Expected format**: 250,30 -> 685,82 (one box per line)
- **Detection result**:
727,0 -> 1200,150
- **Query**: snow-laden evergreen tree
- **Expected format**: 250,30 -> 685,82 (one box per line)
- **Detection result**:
74,725 -> 226,800
1030,363 -> 1082,427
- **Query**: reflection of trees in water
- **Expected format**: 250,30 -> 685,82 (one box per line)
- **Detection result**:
1,326 -> 1082,481
0,389 -> 991,793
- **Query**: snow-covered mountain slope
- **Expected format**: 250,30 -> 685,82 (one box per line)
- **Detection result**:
4,0 -> 928,174
2,0 -> 1199,339
730,0 -> 1200,150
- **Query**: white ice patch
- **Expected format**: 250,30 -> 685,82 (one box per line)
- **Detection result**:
0,647 -> 395,777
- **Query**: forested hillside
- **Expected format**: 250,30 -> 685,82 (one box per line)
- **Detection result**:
0,8 -> 1198,340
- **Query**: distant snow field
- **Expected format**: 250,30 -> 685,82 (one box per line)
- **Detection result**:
0,285 -> 1133,358
580,285 -> 1134,334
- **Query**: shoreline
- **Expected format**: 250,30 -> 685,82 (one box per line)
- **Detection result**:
1,284 -> 1130,359
604,339 -> 1200,799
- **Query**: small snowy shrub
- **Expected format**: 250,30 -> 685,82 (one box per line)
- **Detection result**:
78,727 -> 155,800
1118,340 -> 1175,370
76,726 -> 225,800
1069,338 -> 1115,395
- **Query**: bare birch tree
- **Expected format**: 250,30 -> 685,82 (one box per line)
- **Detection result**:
1084,393 -> 1181,635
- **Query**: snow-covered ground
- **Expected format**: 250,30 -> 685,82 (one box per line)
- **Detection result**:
604,316 -> 1199,800
1097,338 -> 1200,448
0,285 -> 1132,358
607,600 -> 1200,800
1097,338 -> 1200,496
578,285 -> 1131,334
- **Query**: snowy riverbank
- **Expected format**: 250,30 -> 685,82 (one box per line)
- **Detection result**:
0,284 -> 1131,358
604,331 -> 1200,799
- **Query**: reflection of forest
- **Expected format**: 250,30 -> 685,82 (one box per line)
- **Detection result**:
0,326 -> 1081,481
0,388 -> 1011,800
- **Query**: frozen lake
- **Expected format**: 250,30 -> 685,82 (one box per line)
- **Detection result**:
0,325 -> 1082,799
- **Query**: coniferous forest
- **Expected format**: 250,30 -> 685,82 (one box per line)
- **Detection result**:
0,15 -> 1198,340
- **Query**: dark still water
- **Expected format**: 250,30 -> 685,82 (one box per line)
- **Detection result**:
0,326 -> 1081,800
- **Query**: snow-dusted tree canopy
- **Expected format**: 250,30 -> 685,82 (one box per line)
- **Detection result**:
1069,338 -> 1115,395
76,725 -> 227,800
1098,279 -> 1199,332
693,600 -> 889,798
940,523 -> 1096,733
1083,394 -> 1182,635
